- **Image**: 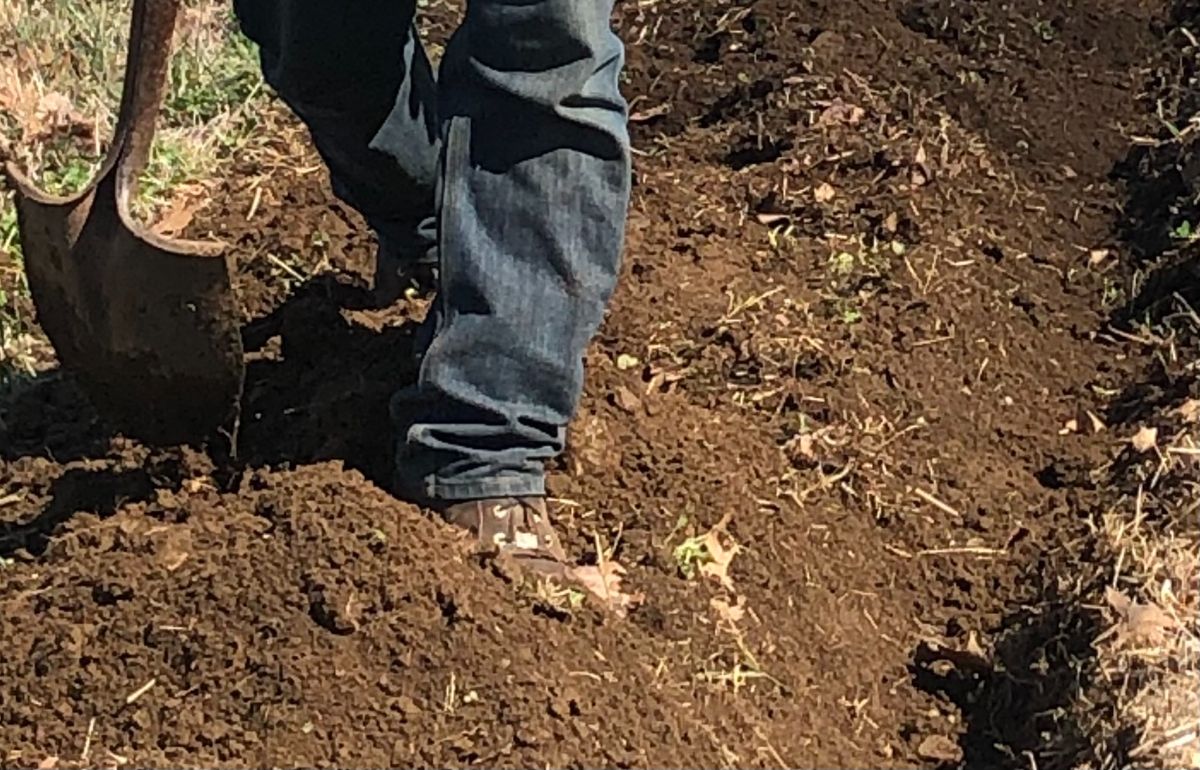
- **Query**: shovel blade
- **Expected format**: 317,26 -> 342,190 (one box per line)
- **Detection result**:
7,164 -> 245,447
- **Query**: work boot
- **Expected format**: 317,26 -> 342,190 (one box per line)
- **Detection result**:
440,497 -> 571,580
373,233 -> 438,306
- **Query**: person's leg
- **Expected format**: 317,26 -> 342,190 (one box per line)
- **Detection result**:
231,0 -> 440,297
393,0 -> 631,504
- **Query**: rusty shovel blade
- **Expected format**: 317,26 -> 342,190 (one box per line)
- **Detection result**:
4,0 -> 244,447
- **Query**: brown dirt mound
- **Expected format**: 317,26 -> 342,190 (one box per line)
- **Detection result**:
2,458 -> 736,767
1,0 -> 1190,767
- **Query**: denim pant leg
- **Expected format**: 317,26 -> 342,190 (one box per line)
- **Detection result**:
392,0 -> 632,501
232,0 -> 440,263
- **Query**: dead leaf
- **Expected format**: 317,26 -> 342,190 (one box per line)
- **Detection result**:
153,197 -> 201,236
571,561 -> 644,617
1125,602 -> 1176,643
698,521 -> 741,592
1085,410 -> 1107,433
30,91 -> 91,141
616,353 -> 640,371
816,100 -> 865,128
710,595 -> 746,626
612,385 -> 642,415
813,182 -> 836,203
1131,425 -> 1158,453
1088,248 -> 1111,266
1060,418 -> 1078,435
36,757 -> 59,770
883,212 -> 900,233
1105,585 -> 1133,614
911,145 -> 932,186
1178,399 -> 1200,424
1105,586 -> 1176,644
917,735 -> 962,763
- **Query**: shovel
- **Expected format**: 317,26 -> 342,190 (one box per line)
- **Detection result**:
4,0 -> 244,447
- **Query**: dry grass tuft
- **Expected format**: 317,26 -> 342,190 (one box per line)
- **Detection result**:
1087,274 -> 1200,768
1094,425 -> 1200,768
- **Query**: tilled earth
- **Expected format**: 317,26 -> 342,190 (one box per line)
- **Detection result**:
2,0 -> 1197,767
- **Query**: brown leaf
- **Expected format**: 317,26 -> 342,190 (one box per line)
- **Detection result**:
816,100 -> 865,128
917,735 -> 962,763
37,757 -> 59,770
1106,586 -> 1176,644
710,595 -> 746,626
571,561 -> 644,617
153,198 -> 201,236
1125,602 -> 1175,643
698,522 -> 741,592
30,91 -> 91,141
612,385 -> 642,415
883,212 -> 900,233
1105,585 -> 1133,615
1178,399 -> 1200,424
813,182 -> 836,203
1131,425 -> 1158,453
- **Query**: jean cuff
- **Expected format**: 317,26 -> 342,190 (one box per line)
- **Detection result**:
393,467 -> 546,504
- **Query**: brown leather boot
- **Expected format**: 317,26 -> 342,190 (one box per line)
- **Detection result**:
440,497 -> 571,580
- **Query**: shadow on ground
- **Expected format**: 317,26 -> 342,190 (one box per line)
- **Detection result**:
235,273 -> 420,488
0,272 -> 420,552
909,583 -> 1115,770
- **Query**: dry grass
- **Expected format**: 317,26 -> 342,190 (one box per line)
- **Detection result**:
1087,279 -> 1200,768
1097,413 -> 1200,769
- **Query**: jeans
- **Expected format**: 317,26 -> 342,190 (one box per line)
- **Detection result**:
232,0 -> 631,501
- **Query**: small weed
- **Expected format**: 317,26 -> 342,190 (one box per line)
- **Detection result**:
673,535 -> 713,579
1172,220 -> 1195,241
957,69 -> 985,86
1032,19 -> 1056,42
697,660 -> 781,695
829,251 -> 858,277
1101,277 -> 1124,309
534,579 -> 587,613
824,236 -> 896,293
40,156 -> 101,197
766,223 -> 799,254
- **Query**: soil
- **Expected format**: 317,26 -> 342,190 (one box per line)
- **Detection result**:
1,0 -> 1195,768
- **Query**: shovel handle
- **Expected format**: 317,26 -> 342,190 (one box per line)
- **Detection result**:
111,0 -> 183,198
